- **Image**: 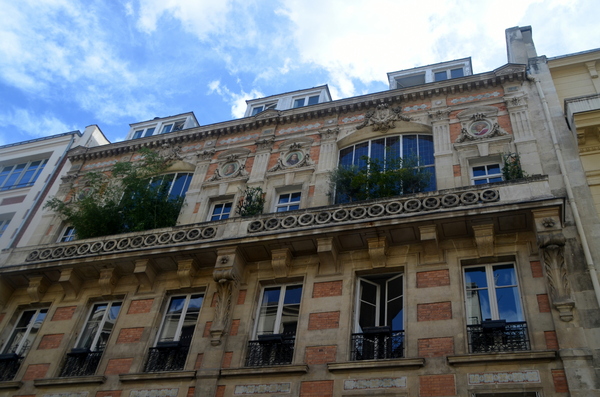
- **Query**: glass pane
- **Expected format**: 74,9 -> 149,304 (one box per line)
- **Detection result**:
290,192 -> 301,202
339,146 -> 354,168
487,164 -> 501,174
293,98 -> 305,108
360,281 -> 378,305
161,124 -> 173,134
355,142 -> 369,169
168,296 -> 187,314
418,136 -> 435,165
465,267 -> 488,289
21,311 -> 46,354
450,68 -> 464,78
144,127 -> 155,137
169,173 -> 192,198
465,288 -> 491,324
257,306 -> 277,335
496,286 -> 524,322
386,136 -> 400,162
359,301 -> 377,329
387,298 -> 403,330
489,176 -> 503,183
188,295 -> 204,311
308,96 -> 319,105
284,285 -> 302,304
371,138 -> 385,163
280,305 -> 300,334
278,194 -> 290,204
473,166 -> 487,177
494,264 -> 517,286
262,288 -> 281,306
474,179 -> 488,185
435,71 -> 448,81
159,314 -> 180,342
402,135 -> 417,158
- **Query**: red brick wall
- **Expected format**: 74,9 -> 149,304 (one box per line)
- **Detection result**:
222,351 -> 233,368
216,385 -> 226,397
187,387 -> 195,397
116,327 -> 143,344
305,346 -> 337,364
417,302 -> 452,321
237,290 -> 247,305
22,363 -> 49,380
38,334 -> 63,350
211,292 -> 218,307
195,353 -> 204,370
230,319 -> 240,336
537,294 -> 551,313
453,164 -> 461,177
418,337 -> 454,357
419,374 -> 456,396
52,306 -> 76,321
417,270 -> 450,288
127,299 -> 154,314
312,281 -> 343,298
96,391 -> 122,397
545,331 -> 559,350
204,321 -> 212,337
300,380 -> 334,397
552,369 -> 568,393
308,312 -> 340,330
530,261 -> 543,278
105,358 -> 133,375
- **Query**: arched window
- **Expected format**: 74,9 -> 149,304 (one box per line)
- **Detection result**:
148,173 -> 193,200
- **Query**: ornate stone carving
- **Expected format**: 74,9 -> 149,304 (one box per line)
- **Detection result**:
255,136 -> 275,151
27,275 -> 50,303
428,108 -> 451,122
356,104 -> 410,133
271,248 -> 292,278
472,224 -> 495,258
197,149 -> 215,161
156,143 -> 183,161
319,127 -> 340,141
208,160 -> 248,181
177,258 -> 198,288
99,268 -> 118,296
539,233 -> 575,321
455,122 -> 508,143
59,268 -> 82,300
268,151 -> 311,172
368,237 -> 388,268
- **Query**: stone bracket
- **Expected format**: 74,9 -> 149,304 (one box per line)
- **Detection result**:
0,278 -> 14,310
27,275 -> 50,303
419,225 -> 443,264
134,259 -> 157,293
99,268 -> 119,296
59,268 -> 82,300
271,248 -> 292,278
472,224 -> 495,258
367,237 -> 388,268
177,258 -> 199,288
317,237 -> 339,275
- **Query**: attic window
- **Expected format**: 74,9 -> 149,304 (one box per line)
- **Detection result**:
395,73 -> 425,89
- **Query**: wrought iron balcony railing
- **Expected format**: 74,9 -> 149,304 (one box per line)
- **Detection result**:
59,349 -> 103,377
144,342 -> 190,372
467,321 -> 530,353
350,328 -> 404,361
0,353 -> 23,381
245,334 -> 295,367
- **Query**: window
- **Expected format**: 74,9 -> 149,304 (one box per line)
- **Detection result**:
464,263 -> 529,353
0,159 -> 48,190
292,95 -> 319,108
149,173 -> 193,200
352,274 -> 404,360
246,285 -> 302,366
434,68 -> 464,81
145,294 -> 203,372
0,217 -> 10,239
0,308 -> 48,381
160,120 -> 185,134
210,202 -> 233,221
395,73 -> 425,88
472,164 -> 503,185
132,127 -> 156,139
251,102 -> 277,116
60,302 -> 122,377
276,192 -> 301,212
59,226 -> 76,242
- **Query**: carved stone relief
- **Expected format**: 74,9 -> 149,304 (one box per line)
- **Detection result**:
268,138 -> 313,172
208,149 -> 251,181
356,104 -> 411,133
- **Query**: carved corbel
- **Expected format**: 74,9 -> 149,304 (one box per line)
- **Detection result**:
210,247 -> 245,346
368,237 -> 388,268
317,237 -> 339,275
99,268 -> 119,296
59,268 -> 82,300
134,259 -> 157,293
0,278 -> 14,310
27,275 -> 50,303
419,225 -> 443,264
472,224 -> 495,258
177,258 -> 199,288
271,248 -> 292,278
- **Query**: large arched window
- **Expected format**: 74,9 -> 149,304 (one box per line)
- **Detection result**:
148,173 -> 193,200
338,134 -> 436,192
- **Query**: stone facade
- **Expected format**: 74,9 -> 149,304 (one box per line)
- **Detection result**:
0,26 -> 599,397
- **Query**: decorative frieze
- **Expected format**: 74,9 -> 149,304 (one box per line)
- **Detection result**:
234,383 -> 291,394
356,104 -> 410,133
468,370 -> 540,385
343,377 -> 407,390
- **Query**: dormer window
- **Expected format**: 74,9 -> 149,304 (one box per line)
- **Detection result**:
293,95 -> 319,108
395,73 -> 426,89
132,127 -> 156,139
161,120 -> 185,134
434,68 -> 464,82
251,102 -> 277,116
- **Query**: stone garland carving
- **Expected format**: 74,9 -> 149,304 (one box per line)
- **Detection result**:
356,104 -> 411,133
255,136 -> 275,151
537,232 -> 575,321
210,251 -> 243,346
319,127 -> 340,141
428,108 -> 452,122
248,188 -> 500,233
197,148 -> 215,161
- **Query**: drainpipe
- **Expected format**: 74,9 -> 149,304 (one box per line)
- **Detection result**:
8,134 -> 77,248
530,75 -> 600,310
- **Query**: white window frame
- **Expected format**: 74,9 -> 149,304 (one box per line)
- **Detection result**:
252,284 -> 303,338
354,273 -> 404,333
74,301 -> 122,352
132,127 -> 156,139
275,192 -> 301,212
433,67 -> 465,82
251,102 -> 277,116
292,94 -> 320,108
463,263 -> 525,325
0,217 -> 11,239
1,308 -> 48,356
0,159 -> 49,191
155,293 -> 204,346
58,226 -> 76,242
149,172 -> 193,199
471,162 -> 503,185
160,120 -> 185,135
209,201 -> 233,221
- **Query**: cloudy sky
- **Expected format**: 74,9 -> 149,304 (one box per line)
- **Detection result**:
0,0 -> 598,146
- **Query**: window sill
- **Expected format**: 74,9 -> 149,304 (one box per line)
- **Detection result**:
221,364 -> 308,377
0,380 -> 22,390
447,350 -> 556,365
34,375 -> 105,387
120,370 -> 196,382
328,358 -> 425,372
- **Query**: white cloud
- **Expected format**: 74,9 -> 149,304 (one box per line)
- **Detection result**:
0,108 -> 75,143
208,80 -> 264,118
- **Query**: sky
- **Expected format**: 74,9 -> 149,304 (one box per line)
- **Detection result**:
0,0 -> 598,146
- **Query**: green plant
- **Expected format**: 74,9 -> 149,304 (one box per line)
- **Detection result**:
329,155 -> 431,203
502,153 -> 527,181
236,187 -> 265,217
45,148 -> 185,239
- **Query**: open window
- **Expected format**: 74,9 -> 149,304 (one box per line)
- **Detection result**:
352,274 -> 404,360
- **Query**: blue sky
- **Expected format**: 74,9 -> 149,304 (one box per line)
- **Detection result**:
0,0 -> 598,145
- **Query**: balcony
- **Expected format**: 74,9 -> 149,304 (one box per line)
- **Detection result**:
144,342 -> 190,372
467,321 -> 530,353
245,334 -> 295,367
0,354 -> 22,381
59,349 -> 103,377
351,327 -> 404,360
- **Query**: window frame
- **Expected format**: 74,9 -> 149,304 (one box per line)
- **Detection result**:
0,217 -> 11,239
252,284 -> 303,338
209,201 -> 233,221
275,192 -> 302,213
434,67 -> 465,82
0,158 -> 49,191
354,273 -> 404,333
292,94 -> 320,108
148,172 -> 193,200
1,308 -> 48,356
132,127 -> 156,139
155,293 -> 204,346
74,301 -> 122,352
471,163 -> 503,185
160,120 -> 185,135
58,226 -> 77,242
251,102 -> 277,116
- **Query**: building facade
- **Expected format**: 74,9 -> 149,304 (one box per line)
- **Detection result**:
0,27 -> 599,397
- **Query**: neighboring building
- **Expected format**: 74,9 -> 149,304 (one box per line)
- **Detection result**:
548,48 -> 600,215
0,26 -> 599,397
0,126 -> 108,252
